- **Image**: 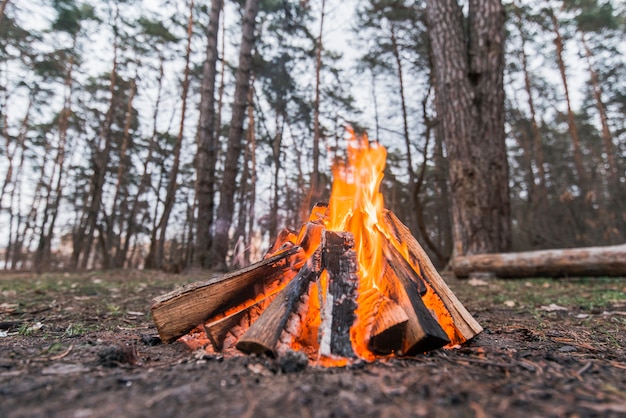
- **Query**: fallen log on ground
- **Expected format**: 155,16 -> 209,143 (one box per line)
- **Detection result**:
452,244 -> 626,278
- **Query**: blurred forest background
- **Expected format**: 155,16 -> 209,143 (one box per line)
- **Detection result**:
0,0 -> 624,273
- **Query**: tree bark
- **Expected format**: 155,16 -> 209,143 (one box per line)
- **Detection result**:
452,244 -> 626,278
212,0 -> 259,269
194,0 -> 223,268
425,0 -> 510,256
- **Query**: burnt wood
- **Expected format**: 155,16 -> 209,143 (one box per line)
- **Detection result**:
320,231 -> 358,358
151,246 -> 301,343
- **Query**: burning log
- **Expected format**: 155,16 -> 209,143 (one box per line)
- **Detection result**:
319,231 -> 358,359
382,210 -> 483,345
236,249 -> 322,356
151,246 -> 301,343
381,239 -> 450,355
367,296 -> 408,355
452,244 -> 626,278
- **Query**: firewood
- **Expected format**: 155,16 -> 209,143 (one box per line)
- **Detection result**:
319,231 -> 359,359
151,246 -> 301,343
452,244 -> 626,278
382,210 -> 483,345
382,239 -> 450,355
368,297 -> 409,355
236,249 -> 322,356
202,300 -> 269,351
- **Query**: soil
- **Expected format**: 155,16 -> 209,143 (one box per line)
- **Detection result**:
1,270 -> 625,417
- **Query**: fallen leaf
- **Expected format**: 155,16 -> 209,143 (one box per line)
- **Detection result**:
539,303 -> 568,312
41,363 -> 90,376
247,362 -> 273,377
0,303 -> 18,313
503,300 -> 515,307
468,278 -> 489,287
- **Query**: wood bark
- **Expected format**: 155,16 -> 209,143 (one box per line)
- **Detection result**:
212,0 -> 259,269
151,246 -> 301,343
425,0 -> 510,256
195,0 -> 223,268
452,244 -> 626,278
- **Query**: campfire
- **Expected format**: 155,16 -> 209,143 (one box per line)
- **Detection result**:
151,130 -> 482,366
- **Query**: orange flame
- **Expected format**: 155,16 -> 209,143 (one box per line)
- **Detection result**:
323,128 -> 388,360
323,128 -> 462,361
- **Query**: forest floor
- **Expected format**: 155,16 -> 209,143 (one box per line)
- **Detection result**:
1,269 -> 625,417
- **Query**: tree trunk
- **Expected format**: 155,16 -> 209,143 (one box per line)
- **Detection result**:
35,48 -> 76,272
514,4 -> 547,203
212,0 -> 259,269
580,32 -> 617,185
0,0 -> 9,27
425,0 -> 511,256
106,77 -> 136,268
233,79 -> 256,268
549,10 -> 587,193
195,0 -> 223,268
148,0 -> 194,269
117,55 -> 164,269
310,0 -> 326,204
72,6 -> 120,269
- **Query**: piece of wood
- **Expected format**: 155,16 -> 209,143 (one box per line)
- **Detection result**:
236,250 -> 322,356
202,299 -> 269,351
151,246 -> 301,343
367,297 -> 409,355
452,244 -> 626,278
319,231 -> 359,359
382,239 -> 450,355
382,210 -> 483,345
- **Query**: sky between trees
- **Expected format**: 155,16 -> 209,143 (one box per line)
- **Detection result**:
1,0 -> 624,272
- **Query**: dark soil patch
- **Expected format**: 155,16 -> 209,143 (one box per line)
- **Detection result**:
1,270 -> 625,417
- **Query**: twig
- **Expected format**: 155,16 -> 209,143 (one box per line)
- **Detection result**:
50,344 -> 74,361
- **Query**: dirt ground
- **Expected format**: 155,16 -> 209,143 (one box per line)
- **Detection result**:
1,269 -> 625,418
